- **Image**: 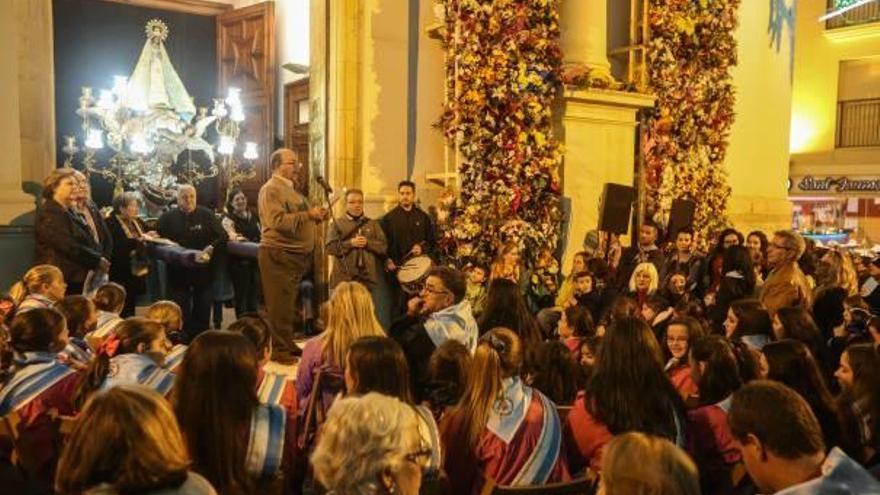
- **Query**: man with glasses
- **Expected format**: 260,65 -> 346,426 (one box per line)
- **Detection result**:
760,230 -> 812,315
390,266 -> 478,401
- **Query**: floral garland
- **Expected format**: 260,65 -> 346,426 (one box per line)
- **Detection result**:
436,0 -> 564,269
644,0 -> 740,246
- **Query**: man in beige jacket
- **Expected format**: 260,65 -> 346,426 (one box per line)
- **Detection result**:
760,229 -> 812,316
258,148 -> 327,362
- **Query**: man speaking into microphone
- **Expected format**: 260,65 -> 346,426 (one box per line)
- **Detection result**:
258,148 -> 327,362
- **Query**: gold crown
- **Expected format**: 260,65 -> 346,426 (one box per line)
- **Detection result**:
145,19 -> 169,42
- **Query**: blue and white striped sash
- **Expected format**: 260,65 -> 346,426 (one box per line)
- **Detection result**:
163,345 -> 188,372
487,377 -> 531,444
103,353 -> 175,396
509,391 -> 562,486
257,372 -> 289,406
90,312 -> 122,339
245,404 -> 287,480
60,338 -> 93,364
0,353 -> 75,415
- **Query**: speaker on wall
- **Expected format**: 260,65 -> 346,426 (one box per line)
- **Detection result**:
667,198 -> 696,238
598,183 -> 635,235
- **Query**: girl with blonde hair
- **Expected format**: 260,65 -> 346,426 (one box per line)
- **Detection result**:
296,281 -> 384,418
145,300 -> 187,370
9,264 -> 66,313
441,327 -> 569,494
600,432 -> 700,495
55,385 -> 215,495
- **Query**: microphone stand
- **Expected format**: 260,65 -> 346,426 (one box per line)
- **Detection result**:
320,183 -> 353,282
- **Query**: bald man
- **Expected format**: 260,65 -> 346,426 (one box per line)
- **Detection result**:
158,185 -> 228,341
258,148 -> 327,362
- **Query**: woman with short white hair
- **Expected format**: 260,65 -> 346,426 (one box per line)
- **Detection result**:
311,392 -> 425,495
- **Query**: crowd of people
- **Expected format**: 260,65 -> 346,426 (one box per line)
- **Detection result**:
1,154 -> 880,494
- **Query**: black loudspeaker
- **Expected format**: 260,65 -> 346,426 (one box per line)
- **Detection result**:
667,198 -> 696,238
598,183 -> 635,234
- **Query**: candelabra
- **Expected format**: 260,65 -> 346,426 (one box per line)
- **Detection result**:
63,19 -> 259,200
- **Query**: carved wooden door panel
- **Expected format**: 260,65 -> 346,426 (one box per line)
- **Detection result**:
217,1 -> 275,201
284,78 -> 310,196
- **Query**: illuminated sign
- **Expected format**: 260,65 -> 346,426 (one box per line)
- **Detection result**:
795,175 -> 880,192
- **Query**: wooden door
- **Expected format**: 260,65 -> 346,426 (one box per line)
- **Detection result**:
217,1 -> 275,202
284,77 -> 310,196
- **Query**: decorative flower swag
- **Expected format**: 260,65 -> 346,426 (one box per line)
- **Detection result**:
644,0 -> 740,247
435,0 -> 564,269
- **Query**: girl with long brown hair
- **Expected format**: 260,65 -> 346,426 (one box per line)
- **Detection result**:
565,317 -> 685,472
175,331 -> 297,495
440,327 -> 569,494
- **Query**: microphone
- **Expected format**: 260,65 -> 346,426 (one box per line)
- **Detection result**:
316,176 -> 333,194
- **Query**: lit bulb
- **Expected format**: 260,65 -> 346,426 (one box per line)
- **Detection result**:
85,129 -> 104,149
97,90 -> 115,110
230,104 -> 245,122
130,134 -> 153,154
212,99 -> 228,118
112,75 -> 128,96
225,87 -> 242,107
243,142 -> 258,160
218,136 -> 235,155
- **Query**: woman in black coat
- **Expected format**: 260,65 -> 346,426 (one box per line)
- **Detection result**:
106,192 -> 152,316
34,169 -> 109,295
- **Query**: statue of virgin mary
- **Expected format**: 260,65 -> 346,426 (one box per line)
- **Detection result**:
124,19 -> 196,120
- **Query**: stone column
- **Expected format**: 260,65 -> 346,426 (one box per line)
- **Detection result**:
560,0 -> 612,79
0,7 -> 37,225
559,89 -> 654,269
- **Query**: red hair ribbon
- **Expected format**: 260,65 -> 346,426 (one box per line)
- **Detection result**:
99,333 -> 121,358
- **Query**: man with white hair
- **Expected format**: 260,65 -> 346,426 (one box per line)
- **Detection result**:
158,184 -> 227,341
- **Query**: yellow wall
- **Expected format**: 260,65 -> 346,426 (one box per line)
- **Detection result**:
724,0 -> 794,234
791,1 -> 880,156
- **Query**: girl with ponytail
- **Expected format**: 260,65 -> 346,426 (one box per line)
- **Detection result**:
74,317 -> 173,407
440,327 -> 569,494
8,264 -> 66,314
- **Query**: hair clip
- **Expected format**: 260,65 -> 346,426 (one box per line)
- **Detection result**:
481,333 -> 508,355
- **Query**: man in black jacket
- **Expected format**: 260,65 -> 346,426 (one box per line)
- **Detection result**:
158,185 -> 227,341
380,180 -> 436,317
615,222 -> 666,289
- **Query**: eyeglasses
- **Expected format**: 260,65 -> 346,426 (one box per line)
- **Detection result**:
421,284 -> 450,296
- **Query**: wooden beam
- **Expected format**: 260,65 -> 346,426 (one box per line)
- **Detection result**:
97,0 -> 232,16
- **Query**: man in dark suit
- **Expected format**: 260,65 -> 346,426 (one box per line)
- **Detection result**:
158,185 -> 227,341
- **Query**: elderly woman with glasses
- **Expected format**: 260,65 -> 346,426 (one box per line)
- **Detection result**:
760,230 -> 812,316
312,392 -> 427,495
